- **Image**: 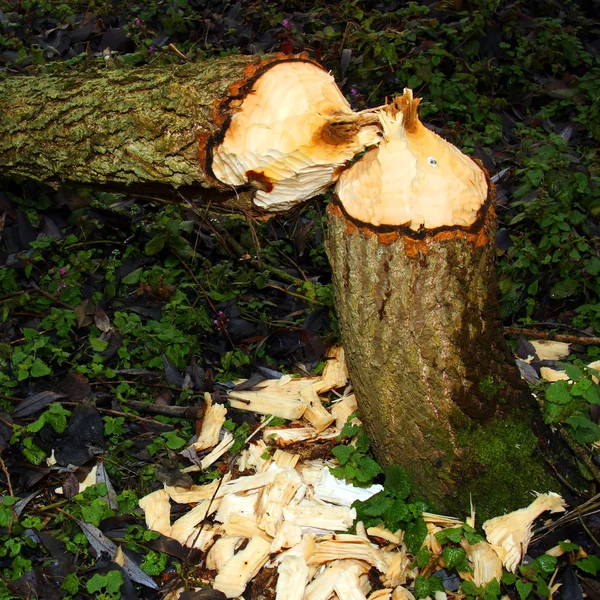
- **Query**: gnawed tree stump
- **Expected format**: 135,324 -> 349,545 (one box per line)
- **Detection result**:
327,92 -> 570,518
0,54 -> 380,214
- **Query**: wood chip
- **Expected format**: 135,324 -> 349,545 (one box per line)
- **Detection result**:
276,555 -> 309,600
193,394 -> 227,451
139,489 -> 171,536
213,534 -> 272,598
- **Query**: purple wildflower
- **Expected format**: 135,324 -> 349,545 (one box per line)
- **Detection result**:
282,18 -> 292,30
350,87 -> 358,97
147,46 -> 154,55
134,18 -> 142,27
59,267 -> 68,275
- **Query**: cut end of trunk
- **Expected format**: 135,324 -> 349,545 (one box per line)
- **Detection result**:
210,60 -> 382,211
334,89 -> 488,232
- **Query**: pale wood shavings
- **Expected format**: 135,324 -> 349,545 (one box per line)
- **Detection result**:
206,535 -> 241,572
391,587 -> 416,600
257,467 -> 303,536
275,555 -> 309,600
331,394 -> 358,430
264,426 -> 318,445
273,449 -> 300,469
283,500 -> 356,532
270,521 -> 303,553
214,492 -> 259,524
224,513 -> 272,541
139,489 -> 171,536
314,467 -> 383,506
460,539 -> 504,588
170,499 -> 221,545
367,527 -> 401,545
384,550 -> 412,587
213,534 -> 272,598
184,525 -> 220,550
334,562 -> 370,600
312,345 -> 348,394
229,378 -> 312,420
369,590 -> 393,600
483,492 -> 567,572
304,559 -> 370,600
237,440 -> 269,473
301,386 -> 336,432
530,340 -> 570,360
308,535 -> 389,572
193,393 -> 227,451
182,432 -> 234,473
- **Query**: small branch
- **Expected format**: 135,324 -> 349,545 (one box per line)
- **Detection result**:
30,284 -> 74,310
505,326 -> 600,346
122,399 -> 202,419
0,456 -> 14,496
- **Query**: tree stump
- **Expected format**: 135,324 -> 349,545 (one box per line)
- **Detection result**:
327,91 -> 567,518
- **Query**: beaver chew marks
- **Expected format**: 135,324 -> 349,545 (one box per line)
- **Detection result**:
335,89 -> 488,230
211,61 -> 381,211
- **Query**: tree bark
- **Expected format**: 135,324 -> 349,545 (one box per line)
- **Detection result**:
0,54 -> 379,214
326,94 -> 575,519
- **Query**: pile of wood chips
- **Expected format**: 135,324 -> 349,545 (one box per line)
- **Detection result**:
138,346 -> 566,600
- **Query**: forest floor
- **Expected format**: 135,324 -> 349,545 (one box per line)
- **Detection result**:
1,0 -> 600,598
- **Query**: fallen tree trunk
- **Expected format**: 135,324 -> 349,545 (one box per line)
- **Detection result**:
327,92 -> 574,519
0,54 -> 380,214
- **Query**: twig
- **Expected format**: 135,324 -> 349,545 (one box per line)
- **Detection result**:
505,326 -> 600,346
30,284 -> 74,310
578,512 -> 600,548
121,400 -> 202,420
0,456 -> 14,496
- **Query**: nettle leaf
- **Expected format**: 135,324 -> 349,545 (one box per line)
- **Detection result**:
564,364 -> 585,381
515,579 -> 533,600
583,383 -> 600,404
436,526 -> 463,545
405,516 -> 428,554
353,429 -> 371,453
565,414 -> 600,443
545,380 -> 573,405
355,456 -> 383,482
384,499 -> 410,529
332,444 -> 354,466
502,572 -> 517,585
414,547 -> 431,568
576,555 -> 600,576
461,580 -> 482,596
442,546 -> 468,570
30,358 -> 51,378
354,492 -> 391,518
384,465 -> 411,500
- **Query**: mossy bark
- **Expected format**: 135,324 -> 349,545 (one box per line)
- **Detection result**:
326,194 -> 571,518
0,54 -> 298,212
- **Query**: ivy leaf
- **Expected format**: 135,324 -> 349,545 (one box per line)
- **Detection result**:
535,554 -> 557,574
405,516 -> 428,554
484,578 -> 501,599
383,465 -> 411,500
162,431 -> 187,450
61,573 -> 80,595
502,572 -> 517,585
516,579 -> 533,600
559,541 -> 579,552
